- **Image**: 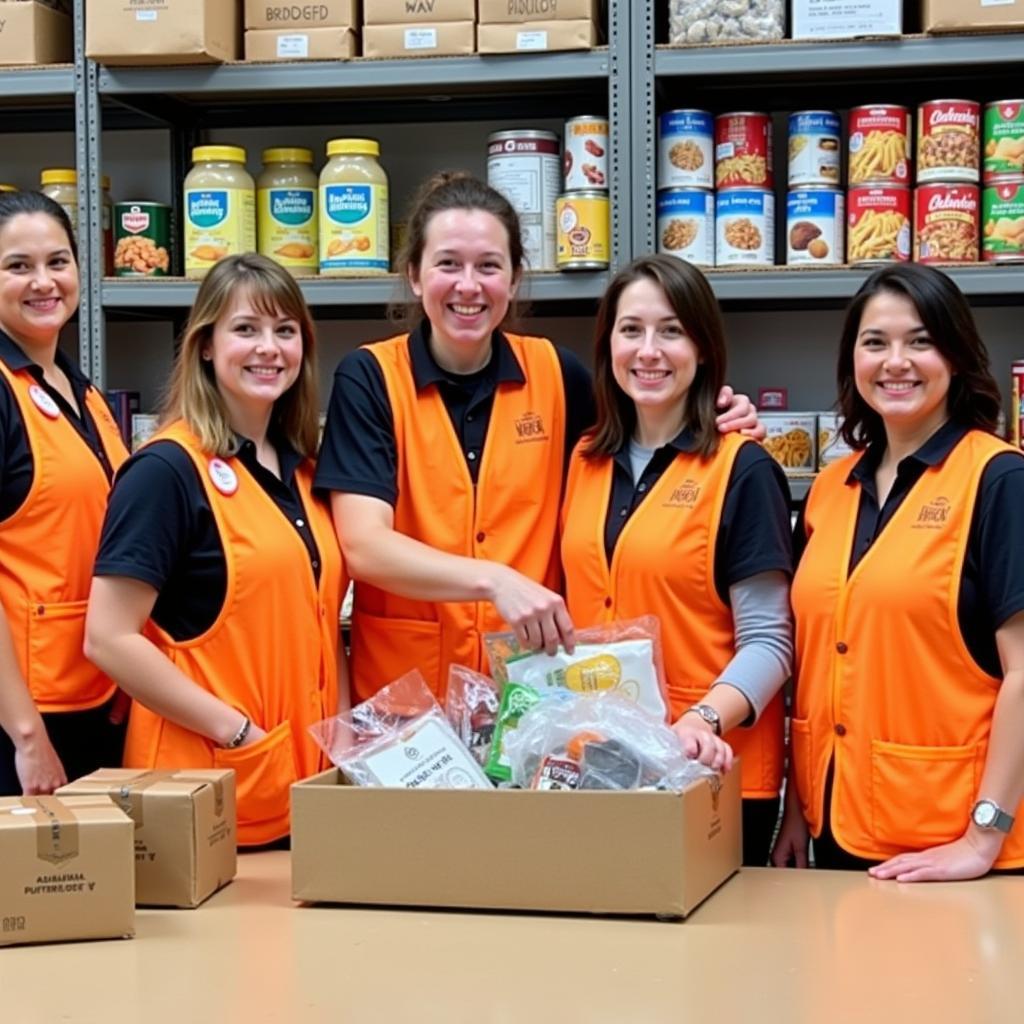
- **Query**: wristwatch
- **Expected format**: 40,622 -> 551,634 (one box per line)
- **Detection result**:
971,799 -> 1015,834
684,704 -> 722,736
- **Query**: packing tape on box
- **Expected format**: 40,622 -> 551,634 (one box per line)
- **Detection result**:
104,771 -> 226,827
21,796 -> 79,866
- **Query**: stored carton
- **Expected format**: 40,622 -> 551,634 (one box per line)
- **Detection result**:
361,21 -> 475,56
477,0 -> 598,24
292,765 -> 741,918
364,0 -> 476,23
0,1 -> 72,65
0,795 -> 134,946
791,0 -> 902,40
246,26 -> 357,60
58,768 -> 236,908
86,0 -> 239,65
245,0 -> 357,29
923,0 -> 1024,33
477,19 -> 598,52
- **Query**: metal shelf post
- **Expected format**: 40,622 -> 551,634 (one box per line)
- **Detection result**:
631,0 -> 656,258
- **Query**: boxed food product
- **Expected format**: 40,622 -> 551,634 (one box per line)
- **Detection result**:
131,413 -> 160,451
291,763 -> 741,918
761,412 -> 817,476
817,412 -> 856,469
667,0 -> 784,44
363,0 -> 475,23
245,26 -> 357,59
0,795 -> 134,947
477,0 -> 598,23
245,0 -> 357,29
477,20 -> 598,51
57,769 -> 236,908
791,0 -> 901,40
923,0 -> 1024,34
361,21 -> 475,55
86,0 -> 239,65
0,1 -> 72,65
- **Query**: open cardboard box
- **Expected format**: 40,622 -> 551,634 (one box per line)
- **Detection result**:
292,763 -> 741,919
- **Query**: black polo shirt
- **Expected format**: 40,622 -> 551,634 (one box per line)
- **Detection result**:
793,421 -> 1024,677
94,433 -> 322,643
604,429 -> 794,603
314,321 -> 596,503
0,330 -> 113,521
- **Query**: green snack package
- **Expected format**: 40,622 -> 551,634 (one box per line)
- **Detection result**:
485,683 -> 541,782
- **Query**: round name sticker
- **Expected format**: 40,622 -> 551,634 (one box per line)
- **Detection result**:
208,458 -> 238,496
28,385 -> 60,419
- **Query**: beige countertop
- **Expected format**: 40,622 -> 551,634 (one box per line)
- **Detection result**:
1,852 -> 1022,1023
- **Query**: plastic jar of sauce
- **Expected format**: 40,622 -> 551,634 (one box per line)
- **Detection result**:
184,145 -> 255,279
257,147 -> 318,276
40,168 -> 78,237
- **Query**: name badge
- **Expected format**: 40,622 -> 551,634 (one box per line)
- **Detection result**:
208,458 -> 238,496
28,385 -> 60,419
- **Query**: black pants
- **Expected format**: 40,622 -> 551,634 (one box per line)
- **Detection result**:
0,697 -> 126,796
743,796 -> 781,867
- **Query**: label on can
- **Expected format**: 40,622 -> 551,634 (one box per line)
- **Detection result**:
913,184 -> 979,264
658,109 -> 714,189
847,185 -> 911,264
657,188 -> 715,267
786,189 -> 844,265
788,111 -> 841,187
817,413 -> 855,469
917,100 -> 980,183
258,187 -> 317,273
848,105 -> 912,185
716,189 -> 774,266
984,101 -> 1024,182
715,113 -> 773,190
556,193 -> 609,269
1012,360 -> 1024,449
184,188 -> 256,276
761,413 -> 817,476
114,202 -> 171,277
319,183 -> 389,274
564,117 -> 608,191
983,179 -> 1024,262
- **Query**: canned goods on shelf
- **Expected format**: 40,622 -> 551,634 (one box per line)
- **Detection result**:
564,116 -> 608,192
847,184 -> 911,264
982,178 -> 1024,262
913,184 -> 979,264
113,202 -> 172,277
657,188 -> 714,267
761,413 -> 817,477
848,105 -> 912,186
984,101 -> 1024,183
716,189 -> 774,267
555,191 -> 609,270
917,100 -> 980,184
715,112 -> 773,190
658,109 -> 714,190
788,111 -> 841,188
786,188 -> 844,266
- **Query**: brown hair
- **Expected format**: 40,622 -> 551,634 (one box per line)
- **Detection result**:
584,255 -> 727,459
161,253 -> 320,458
837,263 -> 1001,449
0,190 -> 77,265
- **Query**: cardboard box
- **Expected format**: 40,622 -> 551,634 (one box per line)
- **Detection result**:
86,0 -> 240,65
477,19 -> 598,52
0,795 -> 134,946
0,1 -> 72,65
791,0 -> 902,39
923,0 -> 1024,33
477,0 -> 598,24
292,766 -> 741,918
363,0 -> 475,24
245,0 -> 357,30
58,769 -> 236,908
361,20 -> 475,56
245,26 -> 357,59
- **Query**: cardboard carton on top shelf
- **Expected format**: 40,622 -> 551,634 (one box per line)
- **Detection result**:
477,0 -> 598,25
246,26 -> 357,60
0,1 -> 72,65
923,0 -> 1024,33
791,0 -> 902,40
361,20 -> 475,55
363,0 -> 476,25
477,19 -> 599,52
245,0 -> 358,30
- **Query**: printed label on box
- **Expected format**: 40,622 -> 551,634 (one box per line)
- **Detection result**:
404,28 -> 438,49
136,10 -> 158,20
277,34 -> 310,57
982,0 -> 1015,7
517,30 -> 548,49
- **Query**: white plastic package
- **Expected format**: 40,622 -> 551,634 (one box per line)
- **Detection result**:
444,664 -> 500,769
667,0 -> 785,44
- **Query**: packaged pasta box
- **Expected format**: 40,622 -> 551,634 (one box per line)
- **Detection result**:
761,412 -> 817,476
817,413 -> 856,469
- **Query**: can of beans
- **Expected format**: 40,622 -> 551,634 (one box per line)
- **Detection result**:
788,111 -> 841,187
983,179 -> 1024,262
716,189 -> 774,266
556,191 -> 609,270
658,109 -> 714,189
917,100 -> 980,184
657,188 -> 714,267
984,101 -> 1024,183
1012,360 -> 1024,449
848,105 -> 912,185
563,116 -> 608,192
113,201 -> 172,276
847,185 -> 911,264
715,112 -> 773,190
786,188 -> 844,265
913,184 -> 979,264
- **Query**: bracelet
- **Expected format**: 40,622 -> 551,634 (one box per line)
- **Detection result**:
223,715 -> 251,749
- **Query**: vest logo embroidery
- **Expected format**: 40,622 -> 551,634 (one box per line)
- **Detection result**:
514,411 -> 548,444
913,496 -> 951,529
28,384 -> 60,420
663,479 -> 701,508
208,458 -> 239,496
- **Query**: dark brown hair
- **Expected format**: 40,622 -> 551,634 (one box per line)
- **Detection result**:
584,255 -> 727,459
837,263 -> 1001,449
0,190 -> 78,264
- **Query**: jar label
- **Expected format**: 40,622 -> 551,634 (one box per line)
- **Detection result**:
319,182 -> 389,274
185,187 -> 256,277
188,190 -> 229,229
325,185 -> 371,225
258,187 -> 317,270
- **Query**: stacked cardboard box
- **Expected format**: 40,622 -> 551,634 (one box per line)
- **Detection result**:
923,0 -> 1024,34
477,0 -> 600,53
245,0 -> 358,61
362,0 -> 476,58
0,1 -> 72,65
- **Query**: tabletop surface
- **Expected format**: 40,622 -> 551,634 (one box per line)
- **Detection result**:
2,852 -> 1022,1024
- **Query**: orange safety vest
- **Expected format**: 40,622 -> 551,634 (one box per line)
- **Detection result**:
0,359 -> 127,712
561,433 -> 784,799
791,429 -> 1024,866
351,332 -> 566,702
123,421 -> 344,846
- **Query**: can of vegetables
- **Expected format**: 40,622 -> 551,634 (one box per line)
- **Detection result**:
113,202 -> 172,277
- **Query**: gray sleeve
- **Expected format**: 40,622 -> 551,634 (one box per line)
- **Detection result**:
712,571 -> 793,725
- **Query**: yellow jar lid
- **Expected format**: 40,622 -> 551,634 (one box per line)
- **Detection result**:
262,147 -> 313,165
192,145 -> 247,164
40,169 -> 77,186
0,184 -> 17,192
326,139 -> 380,158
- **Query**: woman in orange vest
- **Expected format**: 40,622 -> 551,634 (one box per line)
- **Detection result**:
560,256 -> 793,865
315,173 -> 759,704
0,191 -> 129,797
773,263 -> 1024,879
85,254 -> 345,847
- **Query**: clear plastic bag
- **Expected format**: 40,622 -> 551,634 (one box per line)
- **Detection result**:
667,0 -> 785,45
308,670 -> 492,790
444,664 -> 500,769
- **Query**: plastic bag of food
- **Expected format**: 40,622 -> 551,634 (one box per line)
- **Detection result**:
445,664 -> 500,768
484,615 -> 669,723
667,0 -> 785,45
308,670 -> 492,790
483,682 -> 547,783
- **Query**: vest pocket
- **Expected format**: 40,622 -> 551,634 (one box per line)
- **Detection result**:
351,611 -> 442,700
870,739 -> 980,848
789,717 -> 814,823
28,598 -> 108,708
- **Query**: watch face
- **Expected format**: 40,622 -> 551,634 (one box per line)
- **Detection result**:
974,801 -> 998,827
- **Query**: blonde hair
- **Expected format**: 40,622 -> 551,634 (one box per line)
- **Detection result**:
162,254 -> 320,458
